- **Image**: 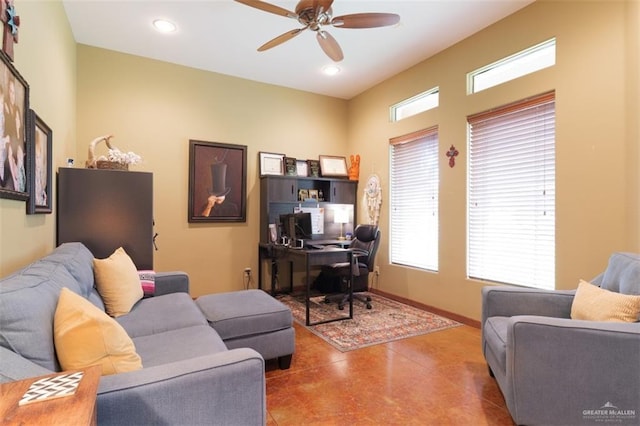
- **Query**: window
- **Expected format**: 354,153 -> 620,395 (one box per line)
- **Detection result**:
468,38 -> 556,94
390,127 -> 439,271
467,92 -> 555,289
390,87 -> 439,122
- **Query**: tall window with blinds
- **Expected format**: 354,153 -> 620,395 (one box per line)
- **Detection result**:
390,127 -> 439,271
467,92 -> 555,289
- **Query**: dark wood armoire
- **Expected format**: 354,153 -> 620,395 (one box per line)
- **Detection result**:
57,167 -> 154,270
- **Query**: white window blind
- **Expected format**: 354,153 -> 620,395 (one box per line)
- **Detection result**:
468,92 -> 555,289
390,127 -> 439,271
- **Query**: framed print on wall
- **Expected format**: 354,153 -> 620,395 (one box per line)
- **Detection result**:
26,110 -> 52,214
319,155 -> 348,177
188,140 -> 247,223
0,51 -> 29,201
259,151 -> 284,176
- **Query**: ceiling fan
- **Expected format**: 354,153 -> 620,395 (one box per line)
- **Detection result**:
234,0 -> 400,62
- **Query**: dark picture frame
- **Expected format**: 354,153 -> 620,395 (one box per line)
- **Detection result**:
188,140 -> 247,223
319,155 -> 348,177
26,110 -> 52,214
0,51 -> 29,201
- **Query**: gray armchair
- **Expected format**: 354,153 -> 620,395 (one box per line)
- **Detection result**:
481,252 -> 640,426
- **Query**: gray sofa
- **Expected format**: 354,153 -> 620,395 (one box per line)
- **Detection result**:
482,252 -> 640,426
0,242 -> 268,425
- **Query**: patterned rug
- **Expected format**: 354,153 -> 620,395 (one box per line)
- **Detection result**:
276,292 -> 461,352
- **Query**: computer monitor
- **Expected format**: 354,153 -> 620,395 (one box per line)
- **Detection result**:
279,212 -> 312,241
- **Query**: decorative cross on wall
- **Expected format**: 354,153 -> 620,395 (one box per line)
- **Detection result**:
1,0 -> 19,61
446,145 -> 459,168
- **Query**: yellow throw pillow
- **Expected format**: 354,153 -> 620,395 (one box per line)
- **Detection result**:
93,247 -> 143,317
571,280 -> 640,322
54,287 -> 143,375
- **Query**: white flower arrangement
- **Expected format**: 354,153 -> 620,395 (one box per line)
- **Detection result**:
106,148 -> 142,165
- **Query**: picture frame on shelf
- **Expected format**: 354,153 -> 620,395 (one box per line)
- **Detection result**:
0,51 -> 29,201
307,159 -> 320,177
298,189 -> 308,201
26,110 -> 52,214
296,159 -> 308,177
259,151 -> 284,176
188,140 -> 247,223
308,189 -> 319,201
283,156 -> 297,176
319,155 -> 348,177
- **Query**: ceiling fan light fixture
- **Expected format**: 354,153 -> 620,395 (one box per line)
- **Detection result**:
152,19 -> 177,33
322,64 -> 341,76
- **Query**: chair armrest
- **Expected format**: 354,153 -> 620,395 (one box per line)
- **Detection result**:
506,316 -> 640,425
154,271 -> 189,295
97,348 -> 265,426
481,286 -> 575,325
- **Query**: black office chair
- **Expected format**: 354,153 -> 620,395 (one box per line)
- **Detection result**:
323,224 -> 381,310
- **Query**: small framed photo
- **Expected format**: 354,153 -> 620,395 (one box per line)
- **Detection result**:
259,152 -> 284,176
319,155 -> 348,177
296,159 -> 308,177
0,51 -> 29,201
283,156 -> 297,176
189,140 -> 247,223
298,189 -> 309,201
307,159 -> 320,177
308,189 -> 319,201
26,110 -> 52,214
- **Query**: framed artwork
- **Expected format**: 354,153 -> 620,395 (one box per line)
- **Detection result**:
259,151 -> 284,176
0,51 -> 29,201
307,159 -> 320,177
283,156 -> 297,176
298,189 -> 308,201
296,159 -> 308,177
308,189 -> 319,200
319,155 -> 348,177
26,110 -> 52,214
188,140 -> 247,223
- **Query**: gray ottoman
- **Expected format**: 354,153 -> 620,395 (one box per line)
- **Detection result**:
196,289 -> 295,369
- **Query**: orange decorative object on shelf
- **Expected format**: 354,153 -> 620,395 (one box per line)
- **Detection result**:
348,154 -> 360,181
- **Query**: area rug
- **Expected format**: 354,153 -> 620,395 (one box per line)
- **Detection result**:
276,292 -> 461,352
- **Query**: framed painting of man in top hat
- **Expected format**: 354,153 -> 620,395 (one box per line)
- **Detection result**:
188,140 -> 247,222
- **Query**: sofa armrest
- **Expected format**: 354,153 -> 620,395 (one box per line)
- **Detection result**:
481,286 -> 575,326
507,316 -> 640,425
97,348 -> 265,426
154,271 -> 189,295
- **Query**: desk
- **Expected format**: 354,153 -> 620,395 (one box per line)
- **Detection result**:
258,244 -> 353,326
0,365 -> 101,425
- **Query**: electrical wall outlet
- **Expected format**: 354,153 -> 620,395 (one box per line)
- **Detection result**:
374,266 -> 380,275
244,267 -> 251,276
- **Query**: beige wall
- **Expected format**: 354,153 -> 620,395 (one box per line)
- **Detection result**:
348,0 -> 639,319
1,1 -> 638,321
75,46 -> 348,296
0,1 -> 76,276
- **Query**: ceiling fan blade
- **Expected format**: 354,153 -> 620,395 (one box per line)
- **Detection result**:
258,27 -> 306,52
316,30 -> 343,62
331,13 -> 400,29
234,0 -> 297,19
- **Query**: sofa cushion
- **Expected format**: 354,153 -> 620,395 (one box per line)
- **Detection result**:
571,280 -> 640,322
54,288 -> 143,375
132,325 -> 228,367
94,247 -> 144,318
196,290 -> 292,340
600,252 -> 640,295
0,262 -> 82,372
483,316 -> 509,374
116,292 -> 208,338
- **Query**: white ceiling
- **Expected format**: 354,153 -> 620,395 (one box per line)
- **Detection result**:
62,0 -> 534,100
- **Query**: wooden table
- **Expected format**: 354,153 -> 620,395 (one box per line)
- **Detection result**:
0,365 -> 101,425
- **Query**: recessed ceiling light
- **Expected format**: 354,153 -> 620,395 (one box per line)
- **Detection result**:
153,19 -> 176,33
322,65 -> 341,76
